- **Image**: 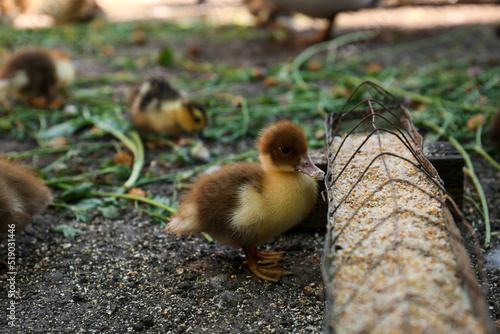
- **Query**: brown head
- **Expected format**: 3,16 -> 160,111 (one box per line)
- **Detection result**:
258,121 -> 324,180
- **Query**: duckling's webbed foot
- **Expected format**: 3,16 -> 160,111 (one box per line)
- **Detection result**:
251,246 -> 285,265
243,247 -> 292,283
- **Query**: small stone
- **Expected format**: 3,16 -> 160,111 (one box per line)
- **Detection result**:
132,322 -> 144,331
72,292 -> 86,302
141,315 -> 154,329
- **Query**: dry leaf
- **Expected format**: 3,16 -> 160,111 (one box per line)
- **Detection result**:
114,151 -> 134,168
366,62 -> 382,74
307,60 -> 322,71
330,85 -> 350,98
128,187 -> 146,198
49,137 -> 68,148
252,65 -> 267,80
132,25 -> 146,45
186,46 -> 202,57
414,103 -> 427,112
264,76 -> 280,87
466,114 -> 486,132
100,45 -> 115,56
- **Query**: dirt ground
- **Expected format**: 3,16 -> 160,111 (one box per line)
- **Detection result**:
1,1 -> 500,333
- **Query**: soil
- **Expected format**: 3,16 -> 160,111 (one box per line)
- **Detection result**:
1,1 -> 500,333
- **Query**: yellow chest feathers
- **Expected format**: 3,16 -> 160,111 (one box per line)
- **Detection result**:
231,172 -> 318,245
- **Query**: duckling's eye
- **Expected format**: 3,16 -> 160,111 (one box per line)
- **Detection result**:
280,146 -> 290,154
193,116 -> 201,123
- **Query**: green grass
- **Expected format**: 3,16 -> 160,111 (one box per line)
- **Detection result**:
0,20 -> 498,241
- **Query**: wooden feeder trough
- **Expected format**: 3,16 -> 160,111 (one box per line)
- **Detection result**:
321,82 -> 496,334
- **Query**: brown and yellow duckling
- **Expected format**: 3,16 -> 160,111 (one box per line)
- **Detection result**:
0,160 -> 51,239
167,121 -> 324,282
0,47 -> 75,108
128,75 -> 208,140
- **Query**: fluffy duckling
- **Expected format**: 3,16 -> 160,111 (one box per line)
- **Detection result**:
0,160 -> 51,239
167,121 -> 325,282
38,0 -> 103,23
262,0 -> 378,40
128,75 -> 208,139
0,47 -> 75,108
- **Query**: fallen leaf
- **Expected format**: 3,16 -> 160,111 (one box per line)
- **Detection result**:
128,187 -> 146,198
252,65 -> 267,80
49,137 -> 68,148
114,151 -> 134,168
132,25 -> 146,45
466,114 -> 486,132
307,60 -> 322,71
330,84 -> 350,98
366,62 -> 382,74
100,45 -> 115,56
264,76 -> 280,87
186,45 -> 202,57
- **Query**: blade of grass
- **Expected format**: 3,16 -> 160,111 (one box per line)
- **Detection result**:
91,191 -> 176,214
424,120 -> 491,248
291,30 -> 378,90
472,125 -> 500,171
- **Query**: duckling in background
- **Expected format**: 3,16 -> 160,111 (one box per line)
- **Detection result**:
128,75 -> 208,140
167,121 -> 325,282
38,0 -> 103,23
0,47 -> 75,108
253,0 -> 378,40
0,160 -> 51,239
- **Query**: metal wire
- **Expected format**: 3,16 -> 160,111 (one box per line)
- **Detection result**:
322,81 -> 495,334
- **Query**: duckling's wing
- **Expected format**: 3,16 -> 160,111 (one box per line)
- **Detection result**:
167,163 -> 264,246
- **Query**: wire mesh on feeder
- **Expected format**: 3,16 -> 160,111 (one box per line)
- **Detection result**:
322,81 -> 495,334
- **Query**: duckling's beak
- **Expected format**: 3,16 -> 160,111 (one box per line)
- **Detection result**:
295,156 -> 325,180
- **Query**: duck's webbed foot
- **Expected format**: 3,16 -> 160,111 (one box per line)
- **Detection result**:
242,246 -> 292,283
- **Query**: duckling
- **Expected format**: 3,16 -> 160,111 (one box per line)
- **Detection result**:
262,0 -> 378,40
0,47 -> 75,108
38,0 -> 103,23
128,75 -> 208,139
167,121 -> 325,282
0,160 -> 51,239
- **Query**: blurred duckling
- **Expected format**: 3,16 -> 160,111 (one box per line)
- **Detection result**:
128,75 -> 208,139
38,0 -> 103,23
0,160 -> 51,239
259,0 -> 378,40
167,121 -> 325,282
0,47 -> 75,108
